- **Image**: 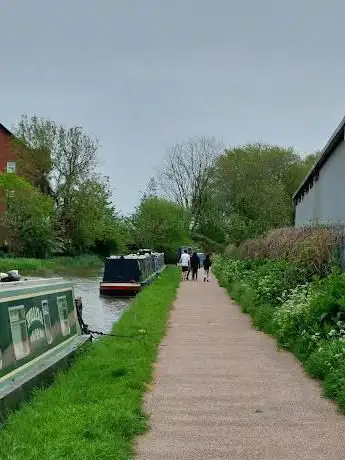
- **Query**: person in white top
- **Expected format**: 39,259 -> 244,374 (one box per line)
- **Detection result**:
179,249 -> 190,281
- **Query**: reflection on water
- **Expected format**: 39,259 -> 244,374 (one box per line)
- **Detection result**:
62,274 -> 130,333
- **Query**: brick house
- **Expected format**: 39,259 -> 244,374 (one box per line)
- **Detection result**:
0,122 -> 53,199
0,123 -> 17,175
0,123 -> 18,245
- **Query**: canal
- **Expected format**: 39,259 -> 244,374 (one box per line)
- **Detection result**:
69,275 -> 129,333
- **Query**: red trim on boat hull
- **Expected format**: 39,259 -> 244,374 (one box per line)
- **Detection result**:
99,282 -> 141,297
100,285 -> 140,291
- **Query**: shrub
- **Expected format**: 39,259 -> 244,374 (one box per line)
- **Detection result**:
227,226 -> 343,276
252,303 -> 275,335
231,281 -> 256,314
252,261 -> 307,307
0,255 -> 102,275
0,173 -> 56,258
215,255 -> 307,308
324,367 -> 345,401
272,273 -> 345,350
305,340 -> 345,380
272,283 -> 315,348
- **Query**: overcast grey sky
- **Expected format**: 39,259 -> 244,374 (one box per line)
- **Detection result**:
1,0 -> 345,214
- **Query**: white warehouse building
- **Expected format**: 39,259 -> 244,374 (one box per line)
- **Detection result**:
294,116 -> 345,227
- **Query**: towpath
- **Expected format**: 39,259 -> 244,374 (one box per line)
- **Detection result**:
136,274 -> 345,459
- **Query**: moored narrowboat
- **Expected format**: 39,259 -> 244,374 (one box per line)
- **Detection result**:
0,277 -> 90,420
100,251 -> 165,297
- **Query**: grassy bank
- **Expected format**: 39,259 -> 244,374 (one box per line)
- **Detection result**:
0,267 -> 180,460
0,254 -> 102,276
213,255 -> 345,415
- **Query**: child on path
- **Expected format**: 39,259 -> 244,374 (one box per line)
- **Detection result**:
203,254 -> 212,282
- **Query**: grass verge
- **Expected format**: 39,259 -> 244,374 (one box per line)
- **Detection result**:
0,254 -> 102,276
0,266 -> 180,460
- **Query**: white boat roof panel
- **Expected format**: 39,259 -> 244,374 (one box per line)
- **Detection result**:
0,278 -> 73,297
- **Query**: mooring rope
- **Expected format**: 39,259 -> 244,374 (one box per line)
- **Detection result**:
86,328 -> 146,339
76,305 -> 146,339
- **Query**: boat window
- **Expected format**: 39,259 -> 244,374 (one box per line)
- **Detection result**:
9,305 -> 30,360
41,300 -> 53,344
57,296 -> 70,337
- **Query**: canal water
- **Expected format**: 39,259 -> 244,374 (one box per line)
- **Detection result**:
69,275 -> 129,333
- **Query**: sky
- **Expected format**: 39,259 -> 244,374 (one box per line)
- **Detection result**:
1,0 -> 345,214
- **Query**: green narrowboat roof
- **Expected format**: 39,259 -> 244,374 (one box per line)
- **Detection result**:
0,278 -> 74,302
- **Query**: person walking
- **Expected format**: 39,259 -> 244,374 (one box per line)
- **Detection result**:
179,249 -> 190,281
190,251 -> 200,280
203,254 -> 212,282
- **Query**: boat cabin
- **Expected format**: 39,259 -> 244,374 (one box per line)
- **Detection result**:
0,278 -> 83,379
0,277 -> 89,419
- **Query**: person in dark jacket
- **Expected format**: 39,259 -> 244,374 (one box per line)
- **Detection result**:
186,249 -> 193,280
203,254 -> 212,282
190,252 -> 200,280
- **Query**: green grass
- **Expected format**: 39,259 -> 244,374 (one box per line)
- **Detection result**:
0,254 -> 102,276
0,267 -> 180,460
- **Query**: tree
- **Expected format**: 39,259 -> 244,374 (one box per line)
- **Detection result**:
12,119 -> 53,196
193,194 -> 228,245
0,174 -> 55,257
13,115 -> 99,206
58,177 -> 126,255
158,137 -> 223,230
141,177 -> 157,201
11,115 -> 120,255
214,143 -> 319,244
132,197 -> 191,262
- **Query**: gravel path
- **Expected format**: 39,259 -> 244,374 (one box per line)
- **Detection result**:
136,275 -> 345,459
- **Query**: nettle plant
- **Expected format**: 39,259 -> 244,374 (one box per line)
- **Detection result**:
251,262 -> 306,307
305,334 -> 345,380
273,273 -> 345,348
213,257 -> 249,287
273,283 -> 314,346
309,321 -> 345,345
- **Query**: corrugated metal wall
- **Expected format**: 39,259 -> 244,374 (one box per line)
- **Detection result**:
295,140 -> 345,227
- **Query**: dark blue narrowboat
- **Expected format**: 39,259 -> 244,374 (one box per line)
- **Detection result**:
100,252 -> 165,297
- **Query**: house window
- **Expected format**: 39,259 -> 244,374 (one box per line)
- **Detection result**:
6,161 -> 16,173
41,300 -> 53,344
57,296 -> 70,336
9,305 -> 30,360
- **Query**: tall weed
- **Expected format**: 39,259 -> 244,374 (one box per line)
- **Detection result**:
227,226 -> 343,276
